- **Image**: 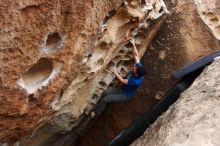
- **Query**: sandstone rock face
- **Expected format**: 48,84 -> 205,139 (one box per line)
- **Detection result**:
194,0 -> 220,40
77,0 -> 220,145
130,0 -> 220,145
131,58 -> 220,146
0,0 -> 168,145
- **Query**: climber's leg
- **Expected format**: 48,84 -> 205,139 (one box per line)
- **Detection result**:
95,92 -> 131,116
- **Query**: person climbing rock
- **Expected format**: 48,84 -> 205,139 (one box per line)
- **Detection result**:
91,39 -> 147,117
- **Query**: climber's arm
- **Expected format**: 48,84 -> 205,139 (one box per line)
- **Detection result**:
130,39 -> 140,64
111,67 -> 128,85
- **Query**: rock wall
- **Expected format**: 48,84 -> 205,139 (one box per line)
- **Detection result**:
194,0 -> 220,40
131,58 -> 220,146
1,0 -> 219,145
0,0 -> 168,145
131,1 -> 220,144
77,0 -> 220,145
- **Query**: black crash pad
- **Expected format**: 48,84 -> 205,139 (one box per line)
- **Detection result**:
171,50 -> 220,80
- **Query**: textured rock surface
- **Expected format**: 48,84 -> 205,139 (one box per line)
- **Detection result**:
194,0 -> 220,40
131,58 -> 220,146
1,0 -> 220,145
77,0 -> 220,145
0,0 -> 167,145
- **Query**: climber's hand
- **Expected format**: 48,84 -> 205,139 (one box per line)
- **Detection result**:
110,67 -> 117,73
129,38 -> 135,46
125,29 -> 132,39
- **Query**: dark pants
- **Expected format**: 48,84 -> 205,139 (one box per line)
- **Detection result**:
95,87 -> 131,116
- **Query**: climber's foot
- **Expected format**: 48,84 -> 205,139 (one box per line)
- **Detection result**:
91,111 -> 96,118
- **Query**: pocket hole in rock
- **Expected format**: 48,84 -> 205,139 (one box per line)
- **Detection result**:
116,60 -> 124,68
99,87 -> 105,90
120,68 -> 127,75
59,89 -> 64,97
97,59 -> 104,65
101,10 -> 116,32
41,32 -> 62,53
125,43 -> 133,48
159,7 -> 164,13
21,5 -> 41,16
99,81 -> 107,87
17,58 -> 59,94
205,12 -> 215,19
119,50 -> 125,54
92,93 -> 98,99
123,60 -> 134,67
90,72 -> 95,76
209,18 -> 219,26
83,53 -> 93,63
102,10 -> 116,25
107,61 -> 116,69
28,94 -> 38,106
124,55 -> 132,60
140,0 -> 147,5
88,72 -> 95,79
94,90 -> 101,97
113,56 -> 122,62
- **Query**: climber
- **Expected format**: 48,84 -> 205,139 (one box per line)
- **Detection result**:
91,39 -> 147,117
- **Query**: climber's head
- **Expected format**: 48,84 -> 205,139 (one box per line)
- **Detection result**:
133,66 -> 147,77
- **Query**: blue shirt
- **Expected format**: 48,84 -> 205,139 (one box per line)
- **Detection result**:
122,63 -> 145,97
